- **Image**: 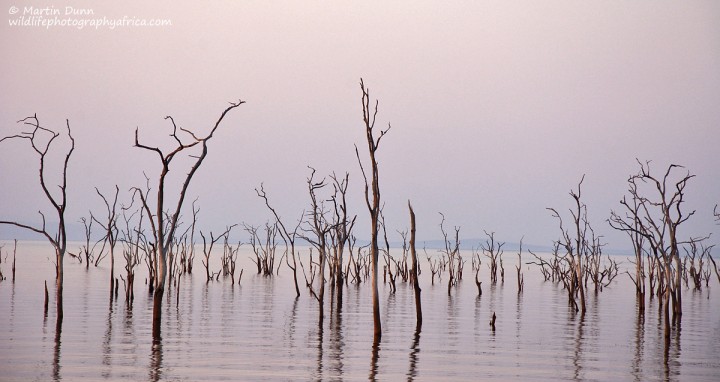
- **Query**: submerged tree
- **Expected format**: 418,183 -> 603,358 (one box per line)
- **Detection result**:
329,172 -> 356,307
256,184 -> 304,298
133,101 -> 243,339
609,160 -> 696,338
408,201 -> 422,329
300,167 -> 334,325
0,115 -> 75,320
548,175 -> 590,315
609,180 -> 647,312
355,79 -> 391,343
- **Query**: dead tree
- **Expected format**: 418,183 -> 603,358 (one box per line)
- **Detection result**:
74,215 -> 105,270
709,205 -> 720,284
516,238 -> 524,293
548,176 -> 591,315
0,115 -> 74,321
346,235 -> 366,284
355,79 -> 390,343
200,225 -> 236,283
408,201 -> 422,329
380,211 -> 397,294
684,238 -> 713,291
256,183 -> 304,296
609,180 -> 647,311
481,231 -> 504,285
300,168 -> 334,325
93,186 -> 120,275
132,100 -> 243,338
396,230 -> 410,283
220,231 -> 242,284
610,160 -> 696,338
329,172 -> 356,303
118,203 -> 143,305
185,200 -> 199,275
0,240 -> 17,282
11,240 -> 16,282
439,213 -> 461,295
244,223 -> 263,274
244,222 -> 278,276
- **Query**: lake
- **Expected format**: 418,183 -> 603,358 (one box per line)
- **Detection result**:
1,241 -> 719,381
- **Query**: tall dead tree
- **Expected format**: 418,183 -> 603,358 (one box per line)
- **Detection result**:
548,175 -> 590,315
609,180 -> 646,312
609,160 -> 696,337
133,101 -> 243,339
0,115 -> 74,321
300,168 -> 334,325
355,79 -> 391,343
408,201 -> 422,329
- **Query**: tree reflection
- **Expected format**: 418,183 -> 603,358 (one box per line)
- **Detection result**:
369,339 -> 380,382
328,288 -> 345,376
101,301 -> 115,379
406,327 -> 421,381
149,337 -> 163,382
570,308 -> 585,381
631,300 -> 645,381
314,326 -> 324,381
52,299 -> 63,382
53,283 -> 63,381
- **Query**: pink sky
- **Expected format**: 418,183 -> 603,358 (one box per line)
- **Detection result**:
2,1 -> 719,249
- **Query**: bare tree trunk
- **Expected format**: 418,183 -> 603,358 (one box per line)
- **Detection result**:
355,79 -> 391,344
134,101 -> 243,340
0,115 -> 74,321
408,201 -> 422,329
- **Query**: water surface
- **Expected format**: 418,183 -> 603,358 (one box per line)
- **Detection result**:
1,241 -> 718,381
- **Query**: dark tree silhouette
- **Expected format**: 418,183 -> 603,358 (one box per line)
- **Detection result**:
609,160 -> 697,338
408,201 -> 422,329
256,183 -> 304,298
355,79 -> 391,344
132,101 -> 243,339
0,115 -> 74,321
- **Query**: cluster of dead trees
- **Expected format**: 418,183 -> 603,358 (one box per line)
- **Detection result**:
524,161 -> 720,345
3,84 -> 719,351
528,176 -> 621,315
0,102 -> 245,339
608,161 -> 720,340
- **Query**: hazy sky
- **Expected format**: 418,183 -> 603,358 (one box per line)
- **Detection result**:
2,1 -> 719,250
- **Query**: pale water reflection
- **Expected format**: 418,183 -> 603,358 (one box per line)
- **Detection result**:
1,241 -> 719,381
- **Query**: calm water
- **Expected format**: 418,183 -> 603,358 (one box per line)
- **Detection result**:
1,241 -> 719,381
